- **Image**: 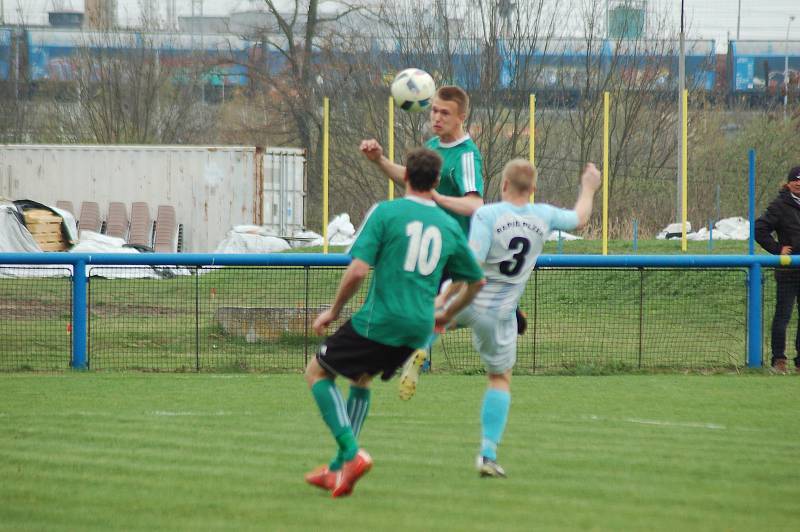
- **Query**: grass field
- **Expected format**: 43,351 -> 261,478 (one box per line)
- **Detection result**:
1,373 -> 798,531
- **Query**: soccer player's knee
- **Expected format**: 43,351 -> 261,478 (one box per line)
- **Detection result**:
304,358 -> 328,387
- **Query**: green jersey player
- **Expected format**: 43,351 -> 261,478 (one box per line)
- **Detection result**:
303,148 -> 485,497
362,86 -> 506,398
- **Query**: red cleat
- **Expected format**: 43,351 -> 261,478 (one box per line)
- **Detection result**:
331,449 -> 373,498
304,465 -> 337,491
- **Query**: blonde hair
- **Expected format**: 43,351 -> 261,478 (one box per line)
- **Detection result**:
502,159 -> 537,193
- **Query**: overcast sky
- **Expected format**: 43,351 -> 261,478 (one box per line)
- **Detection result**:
2,1 -> 799,45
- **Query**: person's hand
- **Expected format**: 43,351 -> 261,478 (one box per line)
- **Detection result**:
313,309 -> 338,336
359,139 -> 384,163
431,190 -> 442,204
781,245 -> 793,255
434,309 -> 453,331
581,163 -> 602,193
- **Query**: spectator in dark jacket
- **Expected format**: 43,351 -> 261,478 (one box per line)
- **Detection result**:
755,165 -> 800,373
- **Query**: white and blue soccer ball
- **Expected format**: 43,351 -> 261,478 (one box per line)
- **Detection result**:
391,68 -> 436,112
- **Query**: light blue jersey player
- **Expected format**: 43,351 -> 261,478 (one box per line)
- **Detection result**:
435,159 -> 601,477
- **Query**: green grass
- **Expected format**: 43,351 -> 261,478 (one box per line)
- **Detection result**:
1,373 -> 798,531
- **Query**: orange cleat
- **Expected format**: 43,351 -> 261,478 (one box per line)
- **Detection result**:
331,449 -> 373,498
304,465 -> 337,491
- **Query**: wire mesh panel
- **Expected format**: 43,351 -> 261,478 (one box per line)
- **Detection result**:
530,268 -> 642,371
304,266 -> 369,367
761,268 -> 800,369
198,266 -> 367,372
88,266 -> 198,370
641,269 -> 746,369
440,267 -> 748,373
199,267 -> 308,371
0,268 -> 72,371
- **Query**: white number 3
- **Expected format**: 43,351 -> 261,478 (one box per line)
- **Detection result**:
403,221 -> 442,275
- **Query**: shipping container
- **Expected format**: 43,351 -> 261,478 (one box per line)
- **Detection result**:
263,147 -> 305,236
0,145 -> 306,252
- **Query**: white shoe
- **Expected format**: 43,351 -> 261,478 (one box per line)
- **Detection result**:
476,455 -> 507,478
398,349 -> 427,401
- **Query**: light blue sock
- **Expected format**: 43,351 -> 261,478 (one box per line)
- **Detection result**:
422,332 -> 438,371
480,388 -> 511,461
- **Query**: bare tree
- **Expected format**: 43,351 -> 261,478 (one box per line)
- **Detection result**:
242,0 -> 366,228
49,32 -> 214,144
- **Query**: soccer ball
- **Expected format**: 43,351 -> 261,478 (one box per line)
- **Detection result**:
391,69 -> 436,112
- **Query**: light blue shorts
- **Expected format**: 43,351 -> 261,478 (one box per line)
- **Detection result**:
453,305 -> 517,374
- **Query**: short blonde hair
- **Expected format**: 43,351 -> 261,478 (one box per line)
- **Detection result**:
502,159 -> 537,193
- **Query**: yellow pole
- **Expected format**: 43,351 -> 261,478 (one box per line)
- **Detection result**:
322,97 -> 329,254
681,89 -> 688,252
603,91 -> 609,256
529,93 -> 535,203
388,96 -> 395,200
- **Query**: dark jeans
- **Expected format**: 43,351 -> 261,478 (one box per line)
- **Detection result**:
771,273 -> 800,367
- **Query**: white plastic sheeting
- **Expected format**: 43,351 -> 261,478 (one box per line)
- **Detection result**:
214,225 -> 292,253
0,205 -> 41,253
656,217 -> 749,241
308,214 -> 356,247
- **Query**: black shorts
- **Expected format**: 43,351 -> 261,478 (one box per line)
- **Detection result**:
316,320 -> 415,381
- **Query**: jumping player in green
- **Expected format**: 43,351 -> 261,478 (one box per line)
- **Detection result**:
304,148 -> 485,498
361,86 -> 501,399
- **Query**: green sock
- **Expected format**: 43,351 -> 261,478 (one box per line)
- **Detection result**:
311,379 -> 358,463
329,385 -> 371,471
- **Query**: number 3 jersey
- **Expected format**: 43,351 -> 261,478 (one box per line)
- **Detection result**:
348,197 -> 484,349
469,202 -> 579,317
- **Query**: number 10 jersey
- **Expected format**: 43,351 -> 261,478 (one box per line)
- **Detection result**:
468,202 -> 579,317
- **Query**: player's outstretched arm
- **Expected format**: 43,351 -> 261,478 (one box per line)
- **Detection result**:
573,163 -> 602,228
434,278 -> 486,329
312,259 -> 370,335
431,191 -> 484,217
360,139 -> 406,187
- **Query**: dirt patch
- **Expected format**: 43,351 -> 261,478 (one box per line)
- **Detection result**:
0,301 -> 69,320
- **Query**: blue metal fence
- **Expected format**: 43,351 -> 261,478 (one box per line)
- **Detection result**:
0,252 -> 796,371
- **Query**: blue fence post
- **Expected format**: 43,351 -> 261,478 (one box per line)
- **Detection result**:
748,148 -> 756,256
557,230 -> 563,254
71,259 -> 87,370
747,262 -> 762,368
632,219 -> 638,253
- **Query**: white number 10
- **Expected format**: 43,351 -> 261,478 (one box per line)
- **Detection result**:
403,221 -> 442,275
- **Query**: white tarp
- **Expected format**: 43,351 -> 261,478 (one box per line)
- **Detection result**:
0,205 -> 41,253
214,225 -> 292,253
309,214 -> 356,247
547,230 -> 582,241
657,217 -> 749,241
75,231 -> 192,279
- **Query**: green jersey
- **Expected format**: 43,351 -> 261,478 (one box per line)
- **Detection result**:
425,134 -> 484,235
348,196 -> 484,348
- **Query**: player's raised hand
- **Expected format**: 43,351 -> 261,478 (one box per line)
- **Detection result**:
312,309 -> 337,336
359,139 -> 384,163
581,163 -> 602,192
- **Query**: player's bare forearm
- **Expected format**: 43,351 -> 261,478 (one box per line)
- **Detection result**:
573,163 -> 602,228
329,259 -> 370,316
377,156 -> 407,187
432,191 -> 483,216
361,139 -> 406,187
435,280 -> 464,309
435,278 -> 486,327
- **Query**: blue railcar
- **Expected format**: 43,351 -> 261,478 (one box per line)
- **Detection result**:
0,28 -> 11,80
729,40 -> 800,93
